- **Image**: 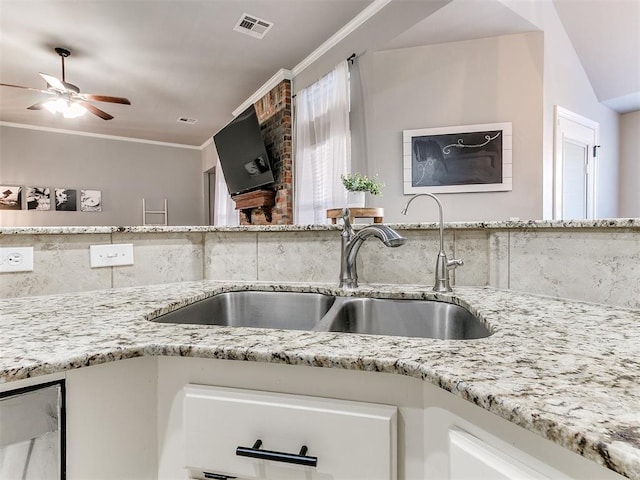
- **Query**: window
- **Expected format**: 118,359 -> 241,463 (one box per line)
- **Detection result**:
294,61 -> 351,224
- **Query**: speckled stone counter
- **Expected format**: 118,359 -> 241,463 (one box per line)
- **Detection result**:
1,281 -> 638,478
1,217 -> 640,235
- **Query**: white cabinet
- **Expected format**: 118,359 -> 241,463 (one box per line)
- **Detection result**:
183,384 -> 398,480
448,428 -> 570,480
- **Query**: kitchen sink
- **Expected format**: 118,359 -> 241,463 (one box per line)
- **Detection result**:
152,291 -> 336,330
313,297 -> 491,340
152,291 -> 491,340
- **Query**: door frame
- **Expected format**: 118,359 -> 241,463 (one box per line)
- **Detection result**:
553,106 -> 600,220
203,168 -> 216,226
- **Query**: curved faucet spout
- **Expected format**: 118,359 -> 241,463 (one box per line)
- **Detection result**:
339,209 -> 406,289
401,193 -> 463,292
401,193 -> 445,252
353,224 -> 406,248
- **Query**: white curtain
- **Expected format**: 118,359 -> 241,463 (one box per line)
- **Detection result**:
213,157 -> 239,226
294,60 -> 350,224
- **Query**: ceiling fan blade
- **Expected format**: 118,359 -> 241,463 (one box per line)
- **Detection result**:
27,101 -> 47,110
77,100 -> 114,120
79,94 -> 131,105
0,83 -> 52,95
39,72 -> 66,91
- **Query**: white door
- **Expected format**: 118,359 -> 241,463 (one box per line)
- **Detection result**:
554,107 -> 599,220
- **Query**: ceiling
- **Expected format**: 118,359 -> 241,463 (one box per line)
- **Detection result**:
553,0 -> 640,113
382,0 -> 539,49
0,0 -> 638,148
0,0 -> 373,147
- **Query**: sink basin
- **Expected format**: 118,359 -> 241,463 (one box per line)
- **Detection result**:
314,298 -> 491,340
152,291 -> 335,330
152,291 -> 491,340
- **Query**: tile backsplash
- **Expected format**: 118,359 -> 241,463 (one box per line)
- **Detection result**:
1,225 -> 639,309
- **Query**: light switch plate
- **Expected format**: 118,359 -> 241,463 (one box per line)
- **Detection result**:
90,244 -> 134,268
0,247 -> 34,273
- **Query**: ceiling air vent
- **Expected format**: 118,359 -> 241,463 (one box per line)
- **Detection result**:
234,13 -> 273,39
177,117 -> 197,125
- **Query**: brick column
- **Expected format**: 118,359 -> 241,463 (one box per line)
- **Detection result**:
239,79 -> 292,225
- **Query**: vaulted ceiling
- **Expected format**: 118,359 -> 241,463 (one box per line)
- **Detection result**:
0,0 -> 637,147
553,0 -> 639,113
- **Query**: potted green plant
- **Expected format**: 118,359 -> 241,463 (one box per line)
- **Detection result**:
340,172 -> 384,207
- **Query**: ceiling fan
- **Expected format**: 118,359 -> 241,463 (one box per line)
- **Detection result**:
0,47 -> 131,120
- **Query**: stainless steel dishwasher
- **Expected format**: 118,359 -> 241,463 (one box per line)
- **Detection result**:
0,380 -> 65,479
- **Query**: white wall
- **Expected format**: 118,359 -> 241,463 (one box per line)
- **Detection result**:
201,140 -> 217,173
619,111 -> 640,217
294,0 -> 624,223
0,125 -> 204,226
498,0 -> 620,219
361,32 -> 544,223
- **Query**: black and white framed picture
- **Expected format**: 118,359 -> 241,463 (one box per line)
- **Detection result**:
27,187 -> 51,211
403,122 -> 512,194
0,186 -> 22,210
80,190 -> 102,212
54,188 -> 77,211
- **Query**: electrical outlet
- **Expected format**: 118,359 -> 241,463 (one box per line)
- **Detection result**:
0,247 -> 34,273
90,244 -> 134,268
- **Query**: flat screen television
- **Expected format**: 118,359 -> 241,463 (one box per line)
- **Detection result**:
213,105 -> 275,196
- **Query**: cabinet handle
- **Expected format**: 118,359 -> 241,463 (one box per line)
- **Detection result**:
236,439 -> 318,467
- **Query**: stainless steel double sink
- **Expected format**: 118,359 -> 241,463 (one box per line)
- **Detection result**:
151,291 -> 491,340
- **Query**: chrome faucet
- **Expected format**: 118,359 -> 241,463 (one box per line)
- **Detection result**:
401,193 -> 463,292
339,209 -> 406,289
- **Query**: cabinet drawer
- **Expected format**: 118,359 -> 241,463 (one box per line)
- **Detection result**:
184,384 -> 397,480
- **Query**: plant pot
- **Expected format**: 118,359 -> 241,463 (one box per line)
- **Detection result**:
346,191 -> 366,208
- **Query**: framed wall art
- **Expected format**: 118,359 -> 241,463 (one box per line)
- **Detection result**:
27,187 -> 51,211
0,186 -> 22,210
80,190 -> 102,212
403,122 -> 512,194
54,188 -> 77,211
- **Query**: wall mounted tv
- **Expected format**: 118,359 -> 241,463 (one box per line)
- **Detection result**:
213,105 -> 275,196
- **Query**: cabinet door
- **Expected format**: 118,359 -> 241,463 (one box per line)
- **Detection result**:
449,429 -> 557,480
183,384 -> 397,480
0,381 -> 63,480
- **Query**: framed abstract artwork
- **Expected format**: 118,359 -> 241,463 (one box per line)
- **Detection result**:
0,186 -> 22,210
54,188 -> 77,211
27,187 -> 51,211
80,190 -> 102,212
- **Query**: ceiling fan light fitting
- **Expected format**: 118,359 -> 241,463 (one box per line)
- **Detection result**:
64,101 -> 87,119
43,98 -> 87,118
43,98 -> 65,114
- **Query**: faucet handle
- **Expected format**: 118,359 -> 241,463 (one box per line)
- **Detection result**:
341,208 -> 354,235
447,258 -> 463,269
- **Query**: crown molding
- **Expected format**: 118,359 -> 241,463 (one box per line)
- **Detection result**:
199,136 -> 214,150
231,68 -> 293,118
291,0 -> 392,77
0,121 -> 203,150
231,0 -> 392,117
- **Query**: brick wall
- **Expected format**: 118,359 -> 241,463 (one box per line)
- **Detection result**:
238,79 -> 292,225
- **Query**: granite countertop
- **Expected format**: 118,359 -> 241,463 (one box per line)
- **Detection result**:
1,281 -> 639,478
1,217 -> 639,235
